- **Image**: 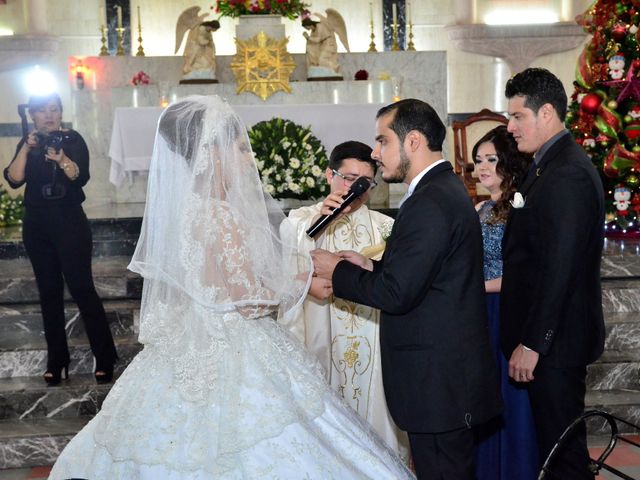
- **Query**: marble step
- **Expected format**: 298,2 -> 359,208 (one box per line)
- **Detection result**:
0,333 -> 142,379
0,373 -> 115,421
588,361 -> 640,391
0,416 -> 90,469
602,279 -> 640,313
585,390 -> 640,435
0,299 -> 139,344
0,255 -> 142,304
0,218 -> 142,260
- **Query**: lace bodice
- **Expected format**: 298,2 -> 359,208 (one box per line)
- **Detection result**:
478,200 -> 505,281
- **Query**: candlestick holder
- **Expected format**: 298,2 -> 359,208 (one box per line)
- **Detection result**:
407,21 -> 416,51
368,20 -> 377,52
99,25 -> 109,56
391,22 -> 401,51
136,24 -> 145,56
116,27 -> 125,56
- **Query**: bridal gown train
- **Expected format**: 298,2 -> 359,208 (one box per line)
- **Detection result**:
50,303 -> 413,479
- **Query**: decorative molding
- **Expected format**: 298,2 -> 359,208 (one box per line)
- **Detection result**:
445,22 -> 587,74
0,35 -> 59,72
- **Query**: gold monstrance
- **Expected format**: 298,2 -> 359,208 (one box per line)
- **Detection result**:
231,31 -> 296,101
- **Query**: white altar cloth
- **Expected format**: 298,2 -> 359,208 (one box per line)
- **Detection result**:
109,103 -> 385,187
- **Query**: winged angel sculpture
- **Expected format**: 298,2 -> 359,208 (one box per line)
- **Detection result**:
175,6 -> 220,83
302,8 -> 350,79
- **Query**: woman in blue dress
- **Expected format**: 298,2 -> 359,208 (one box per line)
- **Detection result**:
473,125 -> 539,480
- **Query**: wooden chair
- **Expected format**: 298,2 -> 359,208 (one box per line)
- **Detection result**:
451,108 -> 509,203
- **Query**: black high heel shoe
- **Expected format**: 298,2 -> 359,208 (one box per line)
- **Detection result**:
43,366 -> 69,386
94,366 -> 114,384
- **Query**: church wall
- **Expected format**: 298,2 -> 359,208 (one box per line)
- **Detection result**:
1,0 -> 592,203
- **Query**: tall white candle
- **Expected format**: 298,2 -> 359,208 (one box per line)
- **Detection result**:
369,2 -> 373,24
408,2 -> 411,23
99,6 -> 105,27
116,6 -> 122,29
392,3 -> 397,25
137,5 -> 141,30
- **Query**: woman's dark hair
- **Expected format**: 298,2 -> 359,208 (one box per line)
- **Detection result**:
472,125 -> 532,223
158,102 -> 205,166
376,98 -> 446,152
505,68 -> 567,121
27,93 -> 63,113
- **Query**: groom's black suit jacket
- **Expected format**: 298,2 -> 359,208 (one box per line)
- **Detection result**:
500,132 -> 605,368
333,162 -> 502,433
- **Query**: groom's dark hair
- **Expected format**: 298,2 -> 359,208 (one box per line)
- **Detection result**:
505,68 -> 567,121
377,99 -> 445,152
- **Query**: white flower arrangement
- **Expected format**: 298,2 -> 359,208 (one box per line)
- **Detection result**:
248,118 -> 330,200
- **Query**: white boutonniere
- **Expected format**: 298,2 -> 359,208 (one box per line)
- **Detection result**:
510,192 -> 526,209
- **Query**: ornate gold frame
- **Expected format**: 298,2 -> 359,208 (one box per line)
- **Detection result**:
231,31 -> 296,101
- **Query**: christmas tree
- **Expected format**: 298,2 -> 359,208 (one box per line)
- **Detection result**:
0,185 -> 24,227
567,0 -> 640,234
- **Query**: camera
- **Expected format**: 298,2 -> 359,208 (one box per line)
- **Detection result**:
33,131 -> 68,152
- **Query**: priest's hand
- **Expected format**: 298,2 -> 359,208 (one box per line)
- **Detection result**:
320,190 -> 351,218
311,249 -> 342,280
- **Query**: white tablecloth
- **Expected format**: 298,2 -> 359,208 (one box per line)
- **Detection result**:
109,103 -> 385,187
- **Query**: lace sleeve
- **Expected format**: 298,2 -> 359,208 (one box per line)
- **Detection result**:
213,204 -> 278,319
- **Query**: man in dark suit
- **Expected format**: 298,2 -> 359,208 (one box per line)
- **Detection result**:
501,68 -> 605,479
312,99 -> 502,480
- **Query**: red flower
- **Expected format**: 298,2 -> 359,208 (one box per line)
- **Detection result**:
355,69 -> 369,81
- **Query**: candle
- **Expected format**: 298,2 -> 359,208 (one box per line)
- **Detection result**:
137,5 -> 141,31
369,2 -> 373,24
392,3 -> 397,26
408,2 -> 411,23
116,6 -> 122,29
99,6 -> 105,27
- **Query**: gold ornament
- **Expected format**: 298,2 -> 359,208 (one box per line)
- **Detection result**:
231,31 -> 296,101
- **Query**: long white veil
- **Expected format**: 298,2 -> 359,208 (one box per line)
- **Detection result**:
129,95 -> 311,327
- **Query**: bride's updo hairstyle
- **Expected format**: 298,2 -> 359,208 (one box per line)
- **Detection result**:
158,100 -> 205,167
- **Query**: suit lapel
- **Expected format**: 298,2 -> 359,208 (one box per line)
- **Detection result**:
504,133 -> 575,242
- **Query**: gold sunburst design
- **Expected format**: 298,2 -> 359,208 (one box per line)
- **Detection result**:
230,31 -> 296,101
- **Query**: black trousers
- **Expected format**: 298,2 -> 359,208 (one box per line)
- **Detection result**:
22,205 -> 117,372
408,427 -> 475,480
528,364 -> 593,479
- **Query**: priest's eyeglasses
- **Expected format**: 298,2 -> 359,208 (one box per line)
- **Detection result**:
332,169 -> 378,189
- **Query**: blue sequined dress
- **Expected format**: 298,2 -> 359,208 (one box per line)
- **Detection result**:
476,201 -> 539,480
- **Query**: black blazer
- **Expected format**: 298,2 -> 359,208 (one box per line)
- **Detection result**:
333,162 -> 502,433
500,132 -> 605,368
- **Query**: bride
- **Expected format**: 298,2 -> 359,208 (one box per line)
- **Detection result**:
49,95 -> 414,479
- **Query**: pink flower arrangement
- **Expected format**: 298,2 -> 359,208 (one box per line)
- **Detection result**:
130,71 -> 150,86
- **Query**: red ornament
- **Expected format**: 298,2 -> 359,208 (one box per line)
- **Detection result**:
580,93 -> 602,114
612,23 -> 628,42
634,59 -> 640,70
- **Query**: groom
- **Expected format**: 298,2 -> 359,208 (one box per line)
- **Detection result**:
312,99 -> 502,479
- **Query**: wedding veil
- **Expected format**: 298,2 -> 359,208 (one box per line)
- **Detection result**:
129,95 -> 311,328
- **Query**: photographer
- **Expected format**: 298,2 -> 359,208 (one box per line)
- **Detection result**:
3,93 -> 117,385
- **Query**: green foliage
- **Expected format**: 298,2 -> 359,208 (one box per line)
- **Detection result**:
0,186 -> 24,227
248,118 -> 329,200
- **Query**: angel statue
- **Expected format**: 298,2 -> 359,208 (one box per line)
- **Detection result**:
175,6 -> 220,84
302,9 -> 350,80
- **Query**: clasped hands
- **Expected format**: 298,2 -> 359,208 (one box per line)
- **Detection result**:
307,249 -> 373,301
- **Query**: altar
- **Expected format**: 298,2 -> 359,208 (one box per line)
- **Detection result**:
69,51 -> 447,208
109,103 -> 385,187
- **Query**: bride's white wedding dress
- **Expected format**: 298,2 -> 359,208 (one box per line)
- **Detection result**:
49,96 -> 414,480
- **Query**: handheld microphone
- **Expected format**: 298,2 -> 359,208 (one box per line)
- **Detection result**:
306,176 -> 371,238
